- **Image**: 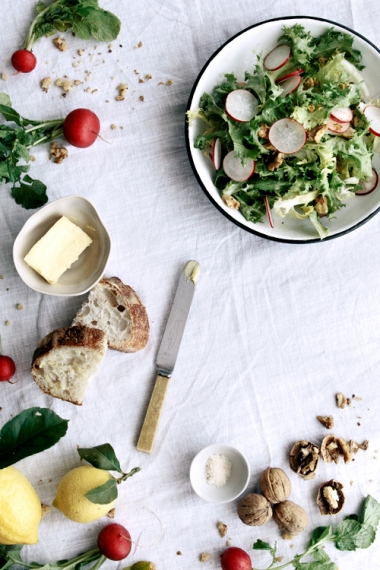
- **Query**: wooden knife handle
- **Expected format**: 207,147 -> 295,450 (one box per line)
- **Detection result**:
137,374 -> 170,454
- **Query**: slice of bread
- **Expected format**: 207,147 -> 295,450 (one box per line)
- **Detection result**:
31,326 -> 107,405
73,277 -> 150,352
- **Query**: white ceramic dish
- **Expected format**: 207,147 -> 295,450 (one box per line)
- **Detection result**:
189,443 -> 250,503
13,195 -> 111,296
186,16 -> 380,243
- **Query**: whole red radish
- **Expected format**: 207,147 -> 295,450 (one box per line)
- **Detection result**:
63,109 -> 100,148
11,50 -> 37,73
221,547 -> 252,570
97,523 -> 132,561
0,336 -> 16,383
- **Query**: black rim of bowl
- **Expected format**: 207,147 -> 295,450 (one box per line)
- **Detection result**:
185,15 -> 380,244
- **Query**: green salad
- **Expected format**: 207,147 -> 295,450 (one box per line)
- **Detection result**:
188,24 -> 380,238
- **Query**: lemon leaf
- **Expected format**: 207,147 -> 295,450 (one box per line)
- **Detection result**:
0,408 -> 69,469
78,443 -> 122,472
85,478 -> 118,504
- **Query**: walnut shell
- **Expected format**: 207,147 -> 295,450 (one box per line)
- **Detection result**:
316,480 -> 345,515
289,440 -> 320,480
273,500 -> 308,538
237,493 -> 272,526
320,435 -> 352,464
259,467 -> 291,504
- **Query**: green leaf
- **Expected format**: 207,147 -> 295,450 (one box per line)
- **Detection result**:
72,19 -> 93,39
87,9 -> 121,42
0,161 -> 9,181
252,539 -> 275,552
124,563 -> 153,570
85,478 -> 118,504
12,141 -> 30,162
11,175 -> 48,209
0,104 -> 23,126
335,519 -> 375,551
360,495 -> 380,530
36,1 -> 47,14
308,526 -> 334,547
0,408 -> 68,469
78,443 -> 122,472
0,93 -> 12,107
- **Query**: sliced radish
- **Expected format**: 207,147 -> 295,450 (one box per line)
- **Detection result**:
225,90 -> 258,122
355,168 -> 378,195
280,75 -> 302,97
329,107 -> 353,124
264,196 -> 274,228
223,151 -> 255,181
276,69 -> 305,83
364,105 -> 380,136
211,138 -> 222,170
326,117 -> 350,134
268,118 -> 306,154
264,44 -> 291,71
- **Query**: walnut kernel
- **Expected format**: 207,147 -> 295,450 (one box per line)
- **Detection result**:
316,480 -> 345,515
289,440 -> 320,479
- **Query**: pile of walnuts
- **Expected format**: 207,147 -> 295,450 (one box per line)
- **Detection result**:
237,467 -> 308,540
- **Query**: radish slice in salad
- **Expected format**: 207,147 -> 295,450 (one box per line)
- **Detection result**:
355,168 -> 378,195
223,151 -> 255,181
268,118 -> 306,154
211,138 -> 222,170
225,89 -> 258,122
264,44 -> 291,71
264,196 -> 274,228
280,75 -> 302,96
326,117 -> 351,134
363,105 -> 380,136
276,69 -> 304,83
330,107 -> 353,124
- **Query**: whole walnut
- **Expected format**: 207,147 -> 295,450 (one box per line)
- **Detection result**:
273,500 -> 308,538
237,493 -> 272,526
260,467 -> 291,504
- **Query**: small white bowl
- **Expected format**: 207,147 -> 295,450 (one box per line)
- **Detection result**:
190,444 -> 250,504
13,195 -> 111,297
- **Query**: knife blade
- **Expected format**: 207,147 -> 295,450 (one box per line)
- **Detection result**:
137,260 -> 200,454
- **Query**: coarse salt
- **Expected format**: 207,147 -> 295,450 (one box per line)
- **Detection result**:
205,453 -> 232,487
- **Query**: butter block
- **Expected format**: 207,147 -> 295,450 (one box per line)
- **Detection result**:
24,216 -> 93,284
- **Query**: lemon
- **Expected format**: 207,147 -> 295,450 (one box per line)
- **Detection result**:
0,466 -> 42,545
53,465 -> 116,523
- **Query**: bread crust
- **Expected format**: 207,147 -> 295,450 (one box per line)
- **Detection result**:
74,276 -> 150,353
31,325 -> 106,405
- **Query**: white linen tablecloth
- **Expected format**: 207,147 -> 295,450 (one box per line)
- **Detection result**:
1,1 -> 380,569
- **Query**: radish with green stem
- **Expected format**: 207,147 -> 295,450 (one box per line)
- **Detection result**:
97,524 -> 132,561
0,93 -> 101,209
11,0 -> 121,73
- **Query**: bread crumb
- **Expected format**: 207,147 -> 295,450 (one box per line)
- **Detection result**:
134,69 -> 139,75
73,80 -> 82,86
53,36 -> 68,51
176,551 -> 182,555
16,304 -> 23,310
85,71 -> 91,82
41,77 -> 52,92
29,155 -> 36,162
110,124 -> 117,130
336,392 -> 347,409
166,79 -> 173,85
72,61 -> 81,68
145,73 -> 152,80
1,72 -> 7,81
217,522 -> 227,537
135,41 -> 143,48
139,95 -> 145,101
78,49 -> 85,55
200,553 -> 211,562
55,78 -> 72,92
5,320 -> 11,326
116,83 -> 128,101
106,508 -> 115,519
91,89 -> 98,94
139,78 -> 144,83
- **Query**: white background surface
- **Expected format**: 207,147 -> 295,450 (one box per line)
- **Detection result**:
0,1 -> 380,569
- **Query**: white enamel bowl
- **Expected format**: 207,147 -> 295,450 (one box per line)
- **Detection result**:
189,443 -> 250,504
13,195 -> 111,296
186,16 -> 380,243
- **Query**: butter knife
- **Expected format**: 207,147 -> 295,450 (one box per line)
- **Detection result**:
137,260 -> 200,454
